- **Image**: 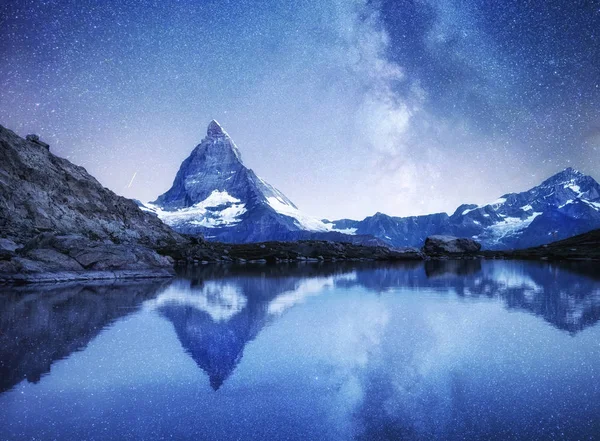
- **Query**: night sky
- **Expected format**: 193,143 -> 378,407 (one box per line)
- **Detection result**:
1,0 -> 599,219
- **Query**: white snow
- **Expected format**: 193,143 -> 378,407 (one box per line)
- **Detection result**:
559,199 -> 573,208
146,190 -> 247,228
520,204 -> 533,211
484,212 -> 542,245
459,197 -> 506,217
564,181 -> 583,196
266,196 -> 357,234
583,200 -> 600,210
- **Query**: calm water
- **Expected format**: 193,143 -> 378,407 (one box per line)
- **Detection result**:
1,260 -> 600,440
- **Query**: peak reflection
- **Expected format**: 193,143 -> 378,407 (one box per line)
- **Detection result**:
154,261 -> 600,390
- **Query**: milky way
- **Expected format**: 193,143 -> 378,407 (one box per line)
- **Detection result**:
1,0 -> 599,219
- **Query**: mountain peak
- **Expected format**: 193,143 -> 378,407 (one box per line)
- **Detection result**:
560,166 -> 582,177
541,167 -> 585,187
207,120 -> 225,138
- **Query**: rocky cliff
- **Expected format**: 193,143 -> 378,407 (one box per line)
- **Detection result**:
0,125 -> 186,281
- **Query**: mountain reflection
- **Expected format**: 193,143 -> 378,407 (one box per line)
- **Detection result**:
153,261 -> 600,389
1,261 -> 598,396
0,280 -> 169,394
151,265 -> 354,389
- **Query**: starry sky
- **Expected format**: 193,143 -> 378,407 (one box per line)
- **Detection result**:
1,0 -> 599,219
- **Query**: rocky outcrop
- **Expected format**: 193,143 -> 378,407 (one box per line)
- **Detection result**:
0,233 -> 175,283
0,125 -> 186,282
0,125 -> 184,247
163,238 -> 423,264
422,235 -> 481,256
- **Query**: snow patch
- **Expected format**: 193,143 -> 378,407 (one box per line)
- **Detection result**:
564,181 -> 583,197
559,199 -> 574,209
146,190 -> 247,228
484,212 -> 542,245
583,200 -> 600,210
266,197 -> 357,234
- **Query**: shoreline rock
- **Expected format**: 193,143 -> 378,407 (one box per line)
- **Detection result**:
422,235 -> 482,257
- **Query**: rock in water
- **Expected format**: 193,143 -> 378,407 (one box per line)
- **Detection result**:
423,235 -> 482,255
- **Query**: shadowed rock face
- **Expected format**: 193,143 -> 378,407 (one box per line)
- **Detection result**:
0,125 -> 183,248
149,121 -> 381,245
0,280 -> 170,394
0,125 -> 187,280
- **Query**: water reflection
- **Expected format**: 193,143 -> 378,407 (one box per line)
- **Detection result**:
1,261 -> 600,394
0,280 -> 169,394
0,261 -> 599,440
149,265 -> 353,389
150,261 -> 600,389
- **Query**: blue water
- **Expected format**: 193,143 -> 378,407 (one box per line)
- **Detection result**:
1,260 -> 600,440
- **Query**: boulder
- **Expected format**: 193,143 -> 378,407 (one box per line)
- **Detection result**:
422,235 -> 481,255
25,134 -> 50,150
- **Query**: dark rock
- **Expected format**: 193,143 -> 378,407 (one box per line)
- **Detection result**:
1,125 -> 185,248
26,134 -> 50,150
0,238 -> 18,252
0,125 -> 187,282
423,235 -> 482,255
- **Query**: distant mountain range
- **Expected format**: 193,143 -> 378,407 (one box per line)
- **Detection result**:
147,121 -> 600,250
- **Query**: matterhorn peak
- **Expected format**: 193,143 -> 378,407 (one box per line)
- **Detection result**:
207,119 -> 226,138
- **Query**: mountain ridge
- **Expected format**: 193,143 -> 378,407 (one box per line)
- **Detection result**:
327,167 -> 600,250
148,121 -> 600,250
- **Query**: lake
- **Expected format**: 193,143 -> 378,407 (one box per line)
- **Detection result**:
1,260 -> 599,440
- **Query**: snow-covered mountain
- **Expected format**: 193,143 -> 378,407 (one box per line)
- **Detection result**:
145,121 -> 375,244
146,121 -> 600,250
329,167 -> 600,250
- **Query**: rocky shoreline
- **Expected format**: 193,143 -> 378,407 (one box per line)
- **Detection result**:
2,229 -> 599,284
